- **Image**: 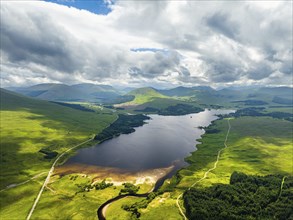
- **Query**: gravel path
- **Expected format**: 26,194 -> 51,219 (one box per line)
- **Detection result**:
176,119 -> 232,220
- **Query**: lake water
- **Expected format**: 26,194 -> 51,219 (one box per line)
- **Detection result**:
65,109 -> 234,172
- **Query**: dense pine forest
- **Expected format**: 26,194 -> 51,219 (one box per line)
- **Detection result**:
184,172 -> 292,220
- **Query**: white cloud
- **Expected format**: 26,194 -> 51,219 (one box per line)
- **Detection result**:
0,0 -> 292,87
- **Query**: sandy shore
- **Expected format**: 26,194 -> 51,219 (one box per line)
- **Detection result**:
54,163 -> 174,185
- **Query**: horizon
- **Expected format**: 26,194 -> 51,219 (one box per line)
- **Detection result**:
2,82 -> 293,91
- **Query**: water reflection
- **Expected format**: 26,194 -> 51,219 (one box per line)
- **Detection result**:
65,109 -> 234,171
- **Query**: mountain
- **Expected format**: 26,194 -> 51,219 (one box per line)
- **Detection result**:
1,87 -> 82,113
71,83 -> 120,100
6,83 -> 121,102
257,87 -> 293,98
158,86 -> 214,97
127,87 -> 167,104
6,83 -> 88,101
71,83 -> 117,93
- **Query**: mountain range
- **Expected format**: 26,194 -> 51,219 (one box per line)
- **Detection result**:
5,83 -> 122,103
4,83 -> 293,107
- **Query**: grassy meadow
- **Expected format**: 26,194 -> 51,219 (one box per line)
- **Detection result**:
134,116 -> 293,219
0,89 -> 116,219
26,172 -> 152,220
30,174 -> 122,220
1,87 -> 292,220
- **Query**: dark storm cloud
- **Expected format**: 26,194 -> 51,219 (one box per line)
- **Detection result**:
247,63 -> 274,80
0,10 -> 82,73
129,50 -> 181,78
206,12 -> 239,39
205,60 -> 244,83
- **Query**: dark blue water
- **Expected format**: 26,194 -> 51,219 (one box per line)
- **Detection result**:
65,109 -> 233,171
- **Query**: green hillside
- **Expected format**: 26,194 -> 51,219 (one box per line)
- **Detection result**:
0,88 -> 117,218
127,87 -> 167,104
0,88 -> 116,187
116,87 -> 203,115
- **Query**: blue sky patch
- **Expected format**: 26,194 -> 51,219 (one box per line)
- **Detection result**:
131,48 -> 168,53
44,0 -> 112,15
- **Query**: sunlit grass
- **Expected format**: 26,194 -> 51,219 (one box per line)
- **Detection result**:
0,90 -> 116,219
106,197 -> 145,220
31,174 -> 122,220
142,116 -> 292,219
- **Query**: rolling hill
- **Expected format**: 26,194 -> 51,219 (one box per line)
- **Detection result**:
0,88 -> 116,187
115,87 -> 204,115
0,88 -> 117,218
71,83 -> 121,100
126,87 -> 168,104
6,83 -> 121,102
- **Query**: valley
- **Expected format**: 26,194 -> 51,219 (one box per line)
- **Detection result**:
0,85 -> 292,220
1,2 -> 292,220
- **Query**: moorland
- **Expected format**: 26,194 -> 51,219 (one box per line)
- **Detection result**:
0,84 -> 292,220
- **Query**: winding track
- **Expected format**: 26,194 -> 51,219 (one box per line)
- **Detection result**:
0,172 -> 46,193
26,138 -> 93,220
176,118 -> 232,220
26,116 -> 119,220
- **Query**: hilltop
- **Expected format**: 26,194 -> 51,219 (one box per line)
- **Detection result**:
127,87 -> 167,104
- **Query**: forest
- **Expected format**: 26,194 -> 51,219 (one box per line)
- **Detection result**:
183,172 -> 292,220
230,107 -> 293,121
94,114 -> 150,142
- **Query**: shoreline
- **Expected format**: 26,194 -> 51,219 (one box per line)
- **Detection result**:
54,109 -> 234,220
55,163 -> 175,185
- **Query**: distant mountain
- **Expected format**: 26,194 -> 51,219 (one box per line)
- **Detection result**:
6,83 -> 121,102
5,83 -> 292,106
6,83 -> 89,101
71,83 -> 117,93
215,86 -> 293,105
0,88 -> 84,112
71,83 -> 120,100
120,87 -> 139,94
257,87 -> 293,97
158,86 -> 214,97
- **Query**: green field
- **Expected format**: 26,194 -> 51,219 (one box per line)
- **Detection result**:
30,174 -> 123,220
1,87 -> 292,220
135,116 -> 293,219
0,89 -> 116,219
106,197 -> 145,220
179,117 -> 292,188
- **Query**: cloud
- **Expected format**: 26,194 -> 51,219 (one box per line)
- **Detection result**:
206,12 -> 239,39
0,1 -> 292,88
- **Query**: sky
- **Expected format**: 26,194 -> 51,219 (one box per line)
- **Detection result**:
0,0 -> 292,88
